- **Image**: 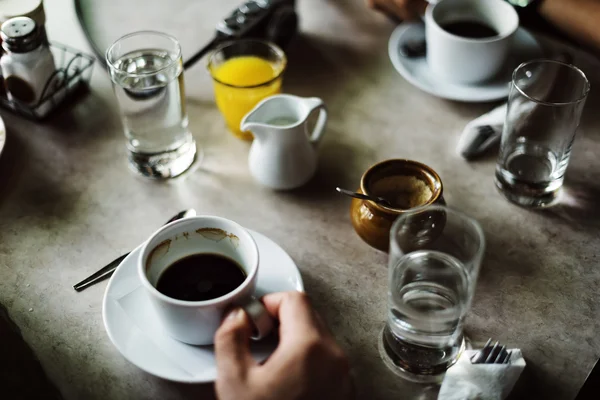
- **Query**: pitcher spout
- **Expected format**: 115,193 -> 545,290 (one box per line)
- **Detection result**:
240,120 -> 271,141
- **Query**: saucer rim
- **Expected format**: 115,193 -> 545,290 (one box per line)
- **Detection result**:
0,116 -> 5,158
388,23 -> 541,102
102,228 -> 304,383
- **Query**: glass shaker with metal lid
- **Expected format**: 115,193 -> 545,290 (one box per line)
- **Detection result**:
0,16 -> 56,107
0,0 -> 48,42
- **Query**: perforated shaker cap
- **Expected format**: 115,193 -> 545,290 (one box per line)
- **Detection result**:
1,16 -> 42,53
0,0 -> 46,26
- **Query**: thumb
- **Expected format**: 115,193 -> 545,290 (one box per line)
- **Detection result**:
214,308 -> 255,381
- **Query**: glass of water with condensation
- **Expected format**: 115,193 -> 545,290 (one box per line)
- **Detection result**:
106,31 -> 197,179
495,60 -> 590,207
379,205 -> 485,383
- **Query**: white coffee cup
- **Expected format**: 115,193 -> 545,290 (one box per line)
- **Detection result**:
425,0 -> 519,84
138,216 -> 273,345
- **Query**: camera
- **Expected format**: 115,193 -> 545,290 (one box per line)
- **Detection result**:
216,0 -> 299,49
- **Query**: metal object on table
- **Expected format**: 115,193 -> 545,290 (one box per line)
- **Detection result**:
75,0 -> 298,70
575,358 -> 600,400
470,339 -> 512,364
73,209 -> 197,292
336,187 -> 392,207
0,42 -> 94,120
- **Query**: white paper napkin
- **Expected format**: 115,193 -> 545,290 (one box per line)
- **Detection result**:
438,349 -> 526,400
456,103 -> 507,159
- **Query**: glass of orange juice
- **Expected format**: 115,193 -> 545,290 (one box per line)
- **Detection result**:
208,40 -> 286,141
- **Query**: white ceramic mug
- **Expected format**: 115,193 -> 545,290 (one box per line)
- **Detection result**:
138,216 -> 273,345
425,0 -> 519,84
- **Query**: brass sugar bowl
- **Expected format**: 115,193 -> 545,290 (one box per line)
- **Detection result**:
350,159 -> 445,252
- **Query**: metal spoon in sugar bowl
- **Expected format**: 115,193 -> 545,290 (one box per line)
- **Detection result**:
346,159 -> 445,252
336,187 -> 393,207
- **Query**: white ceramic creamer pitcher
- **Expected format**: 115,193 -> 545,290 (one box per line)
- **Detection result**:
240,94 -> 328,190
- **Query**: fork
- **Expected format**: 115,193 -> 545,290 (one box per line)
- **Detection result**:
471,339 -> 512,364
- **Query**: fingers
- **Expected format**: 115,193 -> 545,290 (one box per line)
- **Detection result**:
214,308 -> 256,382
367,0 -> 403,21
261,292 -> 322,341
412,0 -> 428,18
366,0 -> 428,21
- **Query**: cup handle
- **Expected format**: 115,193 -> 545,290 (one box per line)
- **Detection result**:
304,98 -> 328,146
420,0 -> 438,22
239,296 -> 274,341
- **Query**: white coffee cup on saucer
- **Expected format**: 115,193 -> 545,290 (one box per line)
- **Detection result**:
425,0 -> 519,84
138,216 -> 273,345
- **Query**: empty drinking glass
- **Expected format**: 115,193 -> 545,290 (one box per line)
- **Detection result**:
106,31 -> 197,179
379,205 -> 485,382
495,59 -> 590,207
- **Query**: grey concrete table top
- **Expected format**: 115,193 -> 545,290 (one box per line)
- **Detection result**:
1,0 -> 600,399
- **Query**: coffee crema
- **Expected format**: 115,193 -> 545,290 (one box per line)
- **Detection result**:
441,21 -> 498,39
156,253 -> 246,301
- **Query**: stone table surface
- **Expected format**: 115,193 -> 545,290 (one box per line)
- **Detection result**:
1,0 -> 600,399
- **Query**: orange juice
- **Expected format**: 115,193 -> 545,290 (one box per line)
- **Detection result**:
210,56 -> 283,140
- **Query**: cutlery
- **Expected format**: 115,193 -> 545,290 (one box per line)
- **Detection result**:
335,187 -> 392,207
73,209 -> 197,292
471,339 -> 512,364
575,358 -> 600,400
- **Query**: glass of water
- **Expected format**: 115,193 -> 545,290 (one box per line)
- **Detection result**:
495,59 -> 590,207
379,205 -> 485,383
106,31 -> 197,179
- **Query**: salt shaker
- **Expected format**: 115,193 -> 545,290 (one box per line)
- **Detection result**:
0,0 -> 48,43
0,16 -> 56,109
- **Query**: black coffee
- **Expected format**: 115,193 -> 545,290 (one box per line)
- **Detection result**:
156,253 -> 246,301
441,21 -> 498,39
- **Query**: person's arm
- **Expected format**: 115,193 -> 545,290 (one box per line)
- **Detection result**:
538,0 -> 600,52
367,0 -> 600,53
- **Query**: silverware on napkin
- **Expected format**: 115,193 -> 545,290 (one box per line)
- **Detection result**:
438,347 -> 526,400
470,338 -> 512,365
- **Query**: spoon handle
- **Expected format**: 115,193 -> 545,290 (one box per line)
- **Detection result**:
72,209 -> 196,292
336,187 -> 374,202
72,253 -> 128,291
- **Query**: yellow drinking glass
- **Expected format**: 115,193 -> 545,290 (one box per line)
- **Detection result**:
208,40 -> 286,141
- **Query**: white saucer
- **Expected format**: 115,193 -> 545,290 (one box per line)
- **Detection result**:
0,116 -> 5,158
388,23 -> 544,102
102,229 -> 304,384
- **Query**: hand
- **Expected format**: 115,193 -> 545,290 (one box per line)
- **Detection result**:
214,291 -> 353,400
366,0 -> 428,21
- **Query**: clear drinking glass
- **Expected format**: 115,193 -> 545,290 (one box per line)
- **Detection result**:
208,40 -> 286,141
106,31 -> 197,179
495,59 -> 590,207
379,205 -> 485,383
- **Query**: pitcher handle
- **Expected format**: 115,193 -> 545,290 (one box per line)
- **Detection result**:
304,98 -> 328,145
